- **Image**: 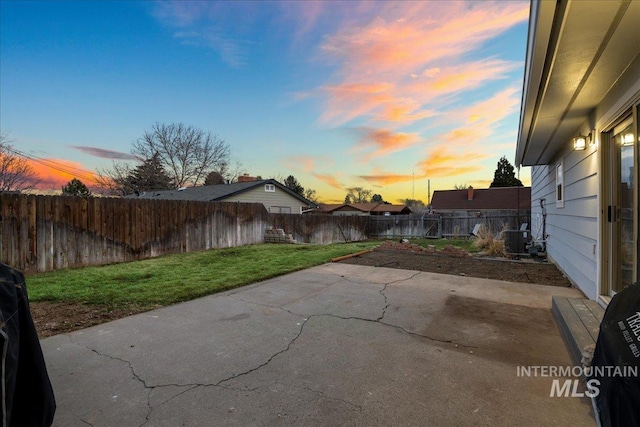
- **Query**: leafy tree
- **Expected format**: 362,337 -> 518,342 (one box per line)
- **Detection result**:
0,133 -> 38,192
62,178 -> 92,196
132,122 -> 230,188
490,156 -> 523,187
283,175 -> 304,196
204,170 -> 225,185
344,187 -> 372,203
371,194 -> 384,203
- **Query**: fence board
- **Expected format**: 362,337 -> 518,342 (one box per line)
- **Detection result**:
1,195 -> 374,273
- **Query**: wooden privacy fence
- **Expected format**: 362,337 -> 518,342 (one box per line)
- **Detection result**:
368,215 -> 426,238
0,194 -> 369,273
438,211 -> 531,237
368,211 -> 531,239
271,213 -> 368,244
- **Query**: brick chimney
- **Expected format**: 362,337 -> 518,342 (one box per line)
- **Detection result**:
238,173 -> 257,183
467,186 -> 474,201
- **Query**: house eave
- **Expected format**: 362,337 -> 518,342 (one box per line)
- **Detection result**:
516,0 -> 640,167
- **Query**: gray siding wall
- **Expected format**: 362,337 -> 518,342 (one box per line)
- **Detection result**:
223,185 -> 308,213
531,146 -> 599,300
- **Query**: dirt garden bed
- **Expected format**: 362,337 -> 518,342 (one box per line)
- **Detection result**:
338,240 -> 571,287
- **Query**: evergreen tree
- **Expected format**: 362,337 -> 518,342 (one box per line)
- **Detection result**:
61,178 -> 92,196
204,171 -> 225,185
283,175 -> 305,196
371,194 -> 384,203
490,156 -> 523,187
127,153 -> 172,193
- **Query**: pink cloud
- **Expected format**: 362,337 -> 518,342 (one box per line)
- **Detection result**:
417,146 -> 488,178
408,59 -> 520,97
319,82 -> 395,125
27,158 -> 99,190
322,2 -> 528,79
358,173 -> 415,186
429,86 -> 522,148
312,172 -> 343,190
353,128 -> 422,160
318,1 -> 528,125
281,155 -> 333,173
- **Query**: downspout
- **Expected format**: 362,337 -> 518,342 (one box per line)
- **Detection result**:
541,198 -> 547,252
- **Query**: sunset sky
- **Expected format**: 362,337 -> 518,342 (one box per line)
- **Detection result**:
1,0 -> 531,203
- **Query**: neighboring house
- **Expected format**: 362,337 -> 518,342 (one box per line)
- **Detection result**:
317,203 -> 411,216
516,0 -> 640,303
431,186 -> 531,214
128,179 -> 318,214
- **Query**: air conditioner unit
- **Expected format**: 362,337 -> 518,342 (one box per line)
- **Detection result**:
504,230 -> 528,254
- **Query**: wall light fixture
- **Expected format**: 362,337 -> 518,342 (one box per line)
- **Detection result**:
621,133 -> 634,146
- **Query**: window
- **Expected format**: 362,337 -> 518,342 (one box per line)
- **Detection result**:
265,184 -> 275,192
269,206 -> 291,213
556,161 -> 564,208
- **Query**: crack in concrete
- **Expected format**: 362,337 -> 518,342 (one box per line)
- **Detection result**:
71,339 -> 208,427
215,316 -> 311,386
310,313 -> 478,349
377,282 -> 390,321
374,271 -> 422,321
231,270 -> 471,349
73,341 -> 155,426
66,268 -> 473,425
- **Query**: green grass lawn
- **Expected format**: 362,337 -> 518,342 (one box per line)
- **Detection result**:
25,237 -> 476,313
26,241 -> 380,311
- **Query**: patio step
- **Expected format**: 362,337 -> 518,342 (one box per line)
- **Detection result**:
552,296 -> 605,365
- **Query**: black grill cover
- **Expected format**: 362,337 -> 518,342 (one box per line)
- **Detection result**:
0,263 -> 56,426
591,282 -> 640,427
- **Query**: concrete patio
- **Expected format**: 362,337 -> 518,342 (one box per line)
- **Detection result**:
41,263 -> 595,426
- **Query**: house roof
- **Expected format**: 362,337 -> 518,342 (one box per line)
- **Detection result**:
371,204 -> 411,214
125,179 -> 318,207
431,187 -> 531,211
317,203 -> 411,214
516,0 -> 640,166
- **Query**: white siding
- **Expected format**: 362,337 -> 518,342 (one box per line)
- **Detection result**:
223,185 -> 309,213
531,146 -> 599,299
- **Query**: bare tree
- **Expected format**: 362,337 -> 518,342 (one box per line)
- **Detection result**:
95,161 -> 134,196
403,198 -> 425,209
217,160 -> 246,183
453,183 -> 469,190
0,133 -> 38,192
304,188 -> 318,203
344,187 -> 372,203
133,123 -> 230,188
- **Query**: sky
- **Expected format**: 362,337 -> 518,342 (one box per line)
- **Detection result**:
0,0 -> 531,204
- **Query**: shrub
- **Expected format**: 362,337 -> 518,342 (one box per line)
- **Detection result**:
472,225 -> 505,257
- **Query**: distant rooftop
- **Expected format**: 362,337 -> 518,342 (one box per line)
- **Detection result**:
431,186 -> 531,211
